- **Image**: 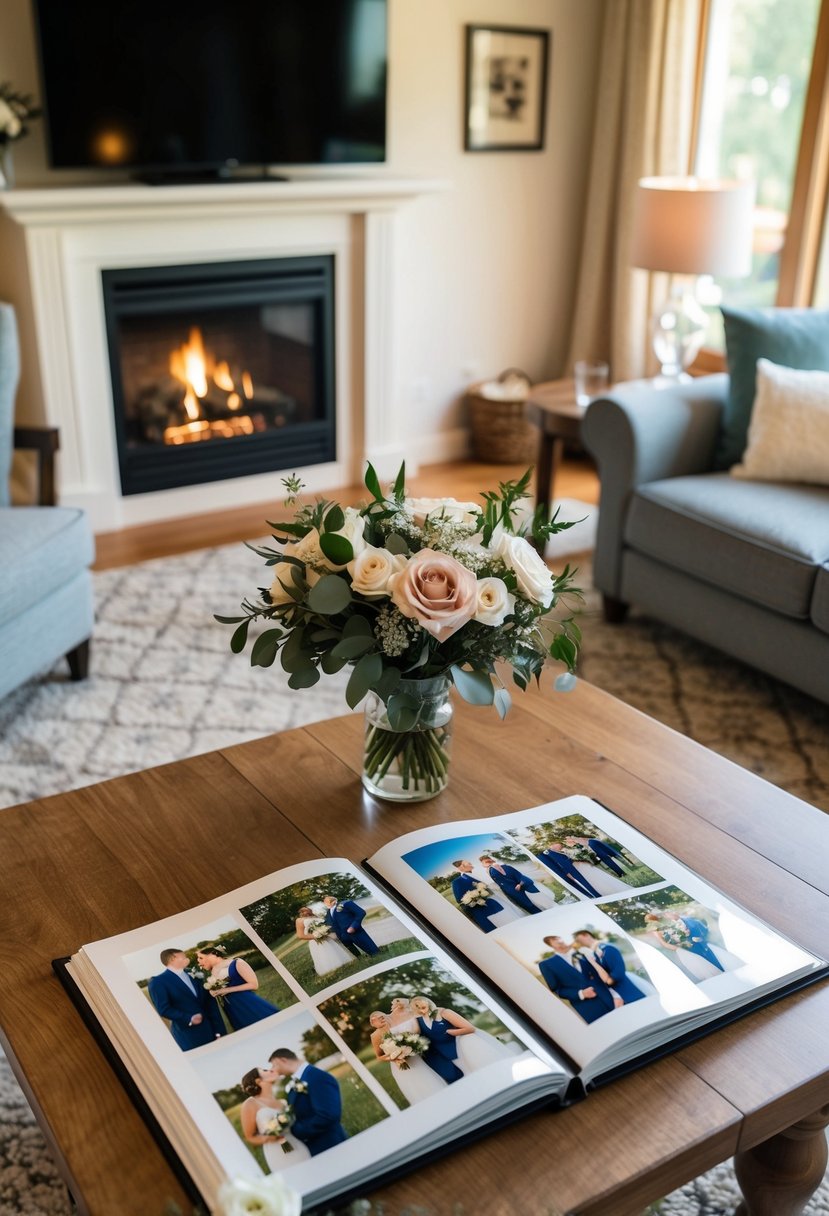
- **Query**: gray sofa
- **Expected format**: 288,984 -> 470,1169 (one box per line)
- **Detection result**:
582,374 -> 829,705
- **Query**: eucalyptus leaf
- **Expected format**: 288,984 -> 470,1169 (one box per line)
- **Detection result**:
343,615 -> 374,638
375,667 -> 402,700
250,628 -> 282,668
494,687 -> 512,720
307,575 -> 352,615
387,691 -> 421,731
451,665 -> 495,705
346,652 -> 383,709
321,650 -> 348,675
331,635 -> 375,660
288,664 -> 321,689
323,504 -> 345,533
214,614 -> 247,624
311,627 -> 341,642
230,620 -> 250,654
319,532 -> 353,566
385,533 -> 409,555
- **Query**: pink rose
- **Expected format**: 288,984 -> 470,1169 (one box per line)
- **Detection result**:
388,549 -> 478,641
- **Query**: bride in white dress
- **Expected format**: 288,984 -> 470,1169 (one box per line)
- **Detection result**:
295,906 -> 353,977
369,1006 -> 446,1105
410,997 -> 519,1073
239,1067 -> 311,1170
565,851 -> 633,896
643,915 -> 733,982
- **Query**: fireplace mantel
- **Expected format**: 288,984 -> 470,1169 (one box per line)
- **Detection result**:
0,176 -> 448,530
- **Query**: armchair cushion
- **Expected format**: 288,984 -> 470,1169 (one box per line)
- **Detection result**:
625,474 -> 829,619
812,565 -> 829,634
0,506 -> 95,623
717,304 -> 829,470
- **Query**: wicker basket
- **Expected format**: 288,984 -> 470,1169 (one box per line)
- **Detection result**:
466,369 -> 537,464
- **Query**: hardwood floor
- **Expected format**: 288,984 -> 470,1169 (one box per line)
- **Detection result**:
92,455 -> 599,570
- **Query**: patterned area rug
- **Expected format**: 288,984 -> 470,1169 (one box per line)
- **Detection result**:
1,541 -> 827,1216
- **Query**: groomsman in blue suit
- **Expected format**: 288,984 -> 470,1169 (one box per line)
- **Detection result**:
568,834 -> 630,878
269,1049 -> 348,1155
667,911 -> 724,971
538,935 -> 616,1023
535,842 -> 602,898
451,859 -> 505,933
147,948 -> 226,1051
413,1010 -> 464,1084
572,930 -> 647,1004
479,855 -> 543,915
322,894 -> 379,957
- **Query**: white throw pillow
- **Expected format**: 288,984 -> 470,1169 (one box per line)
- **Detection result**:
731,358 -> 829,485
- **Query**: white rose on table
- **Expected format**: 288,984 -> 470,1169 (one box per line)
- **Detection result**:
405,496 -> 481,527
320,505 -> 367,570
348,544 -> 407,598
0,99 -> 21,139
217,1173 -> 302,1216
269,535 -> 322,604
493,532 -> 555,607
473,576 -> 516,626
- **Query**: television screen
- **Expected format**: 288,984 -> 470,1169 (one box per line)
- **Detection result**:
33,0 -> 387,175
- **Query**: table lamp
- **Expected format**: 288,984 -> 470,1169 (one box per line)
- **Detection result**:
631,176 -> 755,380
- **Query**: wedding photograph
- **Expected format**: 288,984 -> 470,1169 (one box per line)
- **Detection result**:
317,957 -> 525,1111
239,872 -> 423,996
123,914 -> 297,1050
495,903 -> 659,1026
402,831 -> 577,935
599,886 -> 746,985
189,1009 -> 389,1174
506,814 -> 664,900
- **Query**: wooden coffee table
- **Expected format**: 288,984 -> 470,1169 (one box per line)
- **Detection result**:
524,378 -> 592,510
1,681 -> 828,1216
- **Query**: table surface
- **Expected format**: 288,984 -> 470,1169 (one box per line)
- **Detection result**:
2,680 -> 829,1216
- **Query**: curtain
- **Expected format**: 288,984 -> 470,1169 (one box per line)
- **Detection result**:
566,0 -> 703,382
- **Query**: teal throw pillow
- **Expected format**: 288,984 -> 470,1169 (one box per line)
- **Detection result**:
716,305 -> 829,469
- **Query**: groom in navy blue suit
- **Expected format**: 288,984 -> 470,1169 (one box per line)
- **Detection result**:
479,855 -> 542,914
535,842 -> 602,898
569,835 -> 629,878
323,895 -> 379,957
538,935 -> 615,1023
270,1049 -> 348,1156
451,859 -> 505,932
572,930 -> 647,1004
668,911 -> 725,971
148,948 -> 226,1051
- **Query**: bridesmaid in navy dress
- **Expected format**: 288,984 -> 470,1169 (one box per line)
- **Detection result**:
196,945 -> 280,1030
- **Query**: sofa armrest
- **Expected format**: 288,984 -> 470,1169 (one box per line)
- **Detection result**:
581,375 -> 727,598
13,426 -> 60,506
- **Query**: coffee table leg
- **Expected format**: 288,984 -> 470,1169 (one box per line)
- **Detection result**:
733,1104 -> 829,1215
534,436 -> 562,515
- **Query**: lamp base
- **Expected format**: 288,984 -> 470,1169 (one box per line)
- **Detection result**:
651,285 -> 708,378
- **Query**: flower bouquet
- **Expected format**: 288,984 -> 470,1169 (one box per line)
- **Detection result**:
380,1030 -> 431,1069
217,465 -> 582,801
460,881 -> 495,909
306,918 -> 332,942
203,975 -> 230,996
264,1109 -> 297,1153
0,82 -> 41,190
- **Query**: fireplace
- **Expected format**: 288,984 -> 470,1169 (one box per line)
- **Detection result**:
102,256 -> 336,495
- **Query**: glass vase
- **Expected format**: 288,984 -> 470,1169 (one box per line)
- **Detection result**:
362,675 -> 453,802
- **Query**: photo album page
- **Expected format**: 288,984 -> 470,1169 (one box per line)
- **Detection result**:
366,794 -> 822,1085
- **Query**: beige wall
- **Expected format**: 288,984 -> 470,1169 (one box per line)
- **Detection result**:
0,0 -> 602,461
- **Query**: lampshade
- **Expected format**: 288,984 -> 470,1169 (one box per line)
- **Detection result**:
631,177 -> 756,278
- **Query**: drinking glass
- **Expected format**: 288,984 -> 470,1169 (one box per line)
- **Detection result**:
574,360 -> 610,407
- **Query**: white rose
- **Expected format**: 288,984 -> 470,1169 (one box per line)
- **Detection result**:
320,506 -> 367,570
217,1174 -> 302,1216
473,576 -> 516,626
404,496 -> 481,527
269,537 -> 321,604
0,99 -> 21,139
494,532 -> 555,607
348,544 -> 407,598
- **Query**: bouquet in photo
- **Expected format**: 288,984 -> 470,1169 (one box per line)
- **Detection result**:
203,975 -> 230,994
218,465 -> 582,793
264,1108 -> 297,1154
0,82 -> 41,145
657,921 -> 689,947
380,1030 -> 431,1070
460,881 -> 495,909
306,918 -> 332,942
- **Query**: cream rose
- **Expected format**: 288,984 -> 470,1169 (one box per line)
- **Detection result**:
494,532 -> 555,607
0,100 -> 21,139
474,576 -> 516,626
348,544 -> 407,598
217,1174 -> 301,1216
269,535 -> 322,604
388,548 -> 477,640
404,496 -> 481,528
319,506 -> 367,570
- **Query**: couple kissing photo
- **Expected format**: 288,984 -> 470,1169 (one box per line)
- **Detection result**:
192,1011 -> 390,1174
125,916 -> 297,1051
240,873 -> 422,996
319,958 -> 524,1111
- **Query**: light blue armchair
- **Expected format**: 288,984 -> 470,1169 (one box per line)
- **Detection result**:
0,303 -> 95,699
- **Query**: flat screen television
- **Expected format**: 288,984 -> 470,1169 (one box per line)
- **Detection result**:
32,0 -> 387,181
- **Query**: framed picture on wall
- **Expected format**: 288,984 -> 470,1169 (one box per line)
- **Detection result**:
464,24 -> 550,152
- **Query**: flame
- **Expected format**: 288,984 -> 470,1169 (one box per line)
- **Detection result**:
214,361 -> 235,392
170,327 -> 209,402
242,370 -> 254,399
165,326 -> 256,442
227,392 -> 241,410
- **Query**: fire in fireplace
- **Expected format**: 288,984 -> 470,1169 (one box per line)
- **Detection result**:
102,256 -> 336,495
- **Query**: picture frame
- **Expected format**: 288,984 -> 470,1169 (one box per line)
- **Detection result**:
464,24 -> 550,153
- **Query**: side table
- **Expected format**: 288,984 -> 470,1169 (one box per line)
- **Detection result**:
524,377 -> 593,512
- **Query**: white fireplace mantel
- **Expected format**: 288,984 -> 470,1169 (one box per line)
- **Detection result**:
0,175 -> 448,530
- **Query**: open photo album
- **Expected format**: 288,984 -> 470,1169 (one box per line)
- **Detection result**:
55,794 -> 826,1213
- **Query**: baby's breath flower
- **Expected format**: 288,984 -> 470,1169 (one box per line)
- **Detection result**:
374,603 -> 421,657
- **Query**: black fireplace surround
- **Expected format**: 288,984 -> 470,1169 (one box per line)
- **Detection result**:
102,256 -> 336,496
